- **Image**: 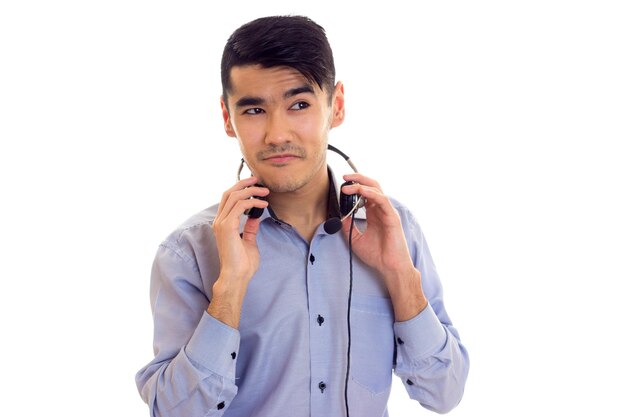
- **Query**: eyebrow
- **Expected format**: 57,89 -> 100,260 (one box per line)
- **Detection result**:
234,85 -> 316,109
284,85 -> 315,98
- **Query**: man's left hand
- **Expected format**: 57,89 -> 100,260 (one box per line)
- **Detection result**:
341,173 -> 428,321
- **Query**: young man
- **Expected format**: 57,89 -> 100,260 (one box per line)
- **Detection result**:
136,15 -> 469,417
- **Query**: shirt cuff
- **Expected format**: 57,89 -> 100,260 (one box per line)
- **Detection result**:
185,311 -> 241,380
393,303 -> 447,360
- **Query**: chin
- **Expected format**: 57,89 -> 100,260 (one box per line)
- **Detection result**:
257,169 -> 308,193
256,158 -> 325,193
264,178 -> 305,193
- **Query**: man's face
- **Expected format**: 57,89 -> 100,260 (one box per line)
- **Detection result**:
221,65 -> 344,193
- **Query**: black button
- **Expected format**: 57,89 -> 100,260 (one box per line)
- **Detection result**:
309,253 -> 315,264
217,401 -> 225,410
318,381 -> 326,393
397,337 -> 404,345
406,379 -> 414,386
231,352 -> 236,359
317,315 -> 325,326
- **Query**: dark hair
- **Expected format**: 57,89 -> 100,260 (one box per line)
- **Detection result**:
221,15 -> 336,104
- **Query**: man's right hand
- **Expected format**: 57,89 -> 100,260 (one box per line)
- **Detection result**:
207,176 -> 269,328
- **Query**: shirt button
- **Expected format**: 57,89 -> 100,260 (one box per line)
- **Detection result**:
231,352 -> 236,359
406,379 -> 414,386
317,314 -> 325,326
397,337 -> 405,345
217,401 -> 225,410
309,253 -> 315,264
318,381 -> 326,393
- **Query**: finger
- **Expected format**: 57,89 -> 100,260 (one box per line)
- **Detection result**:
341,184 -> 398,217
216,176 -> 263,217
342,173 -> 382,192
224,197 -> 269,225
241,216 -> 262,243
213,197 -> 269,242
341,183 -> 383,200
217,180 -> 269,220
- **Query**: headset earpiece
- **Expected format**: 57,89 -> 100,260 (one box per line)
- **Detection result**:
340,181 -> 359,217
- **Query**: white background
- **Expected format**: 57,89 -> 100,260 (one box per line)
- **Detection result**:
1,1 -> 625,416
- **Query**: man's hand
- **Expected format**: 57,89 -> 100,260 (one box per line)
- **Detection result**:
207,176 -> 269,328
341,173 -> 428,321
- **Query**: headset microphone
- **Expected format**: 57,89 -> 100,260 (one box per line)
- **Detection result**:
323,217 -> 343,234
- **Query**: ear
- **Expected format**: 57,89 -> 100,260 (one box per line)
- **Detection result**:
220,96 -> 237,137
330,81 -> 345,129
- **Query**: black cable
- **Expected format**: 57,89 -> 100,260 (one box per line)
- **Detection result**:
328,143 -> 350,161
344,212 -> 356,417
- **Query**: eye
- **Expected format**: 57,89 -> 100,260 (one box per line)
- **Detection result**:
243,108 -> 264,115
289,101 -> 310,110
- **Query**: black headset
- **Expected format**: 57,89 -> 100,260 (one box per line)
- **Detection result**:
237,144 -> 364,234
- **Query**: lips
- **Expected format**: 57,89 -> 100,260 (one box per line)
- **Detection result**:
258,145 -> 305,165
264,154 -> 299,164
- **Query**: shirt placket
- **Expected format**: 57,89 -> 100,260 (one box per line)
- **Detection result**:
307,236 -> 331,416
306,229 -> 353,417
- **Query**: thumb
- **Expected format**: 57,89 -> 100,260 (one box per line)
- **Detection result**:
241,217 -> 262,244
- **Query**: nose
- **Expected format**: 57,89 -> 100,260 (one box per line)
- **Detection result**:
264,111 -> 292,146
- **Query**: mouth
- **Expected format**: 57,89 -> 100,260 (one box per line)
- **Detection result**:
263,154 -> 301,164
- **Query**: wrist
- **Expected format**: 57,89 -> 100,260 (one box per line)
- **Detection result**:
213,272 -> 248,295
385,267 -> 428,322
207,276 -> 249,329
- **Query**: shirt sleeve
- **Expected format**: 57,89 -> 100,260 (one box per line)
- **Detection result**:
135,242 -> 239,417
392,207 -> 470,414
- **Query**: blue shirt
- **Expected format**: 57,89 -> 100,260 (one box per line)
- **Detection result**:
136,170 -> 469,417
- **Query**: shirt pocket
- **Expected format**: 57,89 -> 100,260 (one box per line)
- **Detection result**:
349,294 -> 395,395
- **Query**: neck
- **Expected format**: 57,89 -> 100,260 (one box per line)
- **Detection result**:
268,166 -> 329,241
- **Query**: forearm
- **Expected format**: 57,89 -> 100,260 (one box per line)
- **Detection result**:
387,226 -> 468,412
394,306 -> 470,413
385,265 -> 428,322
385,202 -> 469,412
206,275 -> 249,329
137,313 -> 240,417
136,242 -> 246,416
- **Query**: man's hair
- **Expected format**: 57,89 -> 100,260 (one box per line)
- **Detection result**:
221,15 -> 336,105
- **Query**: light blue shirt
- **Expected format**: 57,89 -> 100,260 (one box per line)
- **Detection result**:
136,170 -> 469,416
